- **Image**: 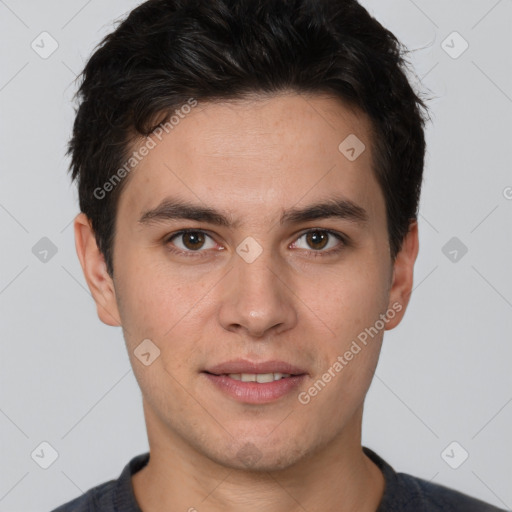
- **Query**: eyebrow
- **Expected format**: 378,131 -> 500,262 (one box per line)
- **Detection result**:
138,196 -> 369,228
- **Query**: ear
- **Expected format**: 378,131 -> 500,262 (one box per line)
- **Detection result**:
385,220 -> 419,330
74,213 -> 121,327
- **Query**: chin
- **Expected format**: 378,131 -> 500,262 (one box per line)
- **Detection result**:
203,434 -> 314,473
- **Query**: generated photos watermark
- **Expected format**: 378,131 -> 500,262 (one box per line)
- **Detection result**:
93,97 -> 198,200
298,301 -> 403,405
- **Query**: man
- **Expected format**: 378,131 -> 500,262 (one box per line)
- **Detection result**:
52,0 -> 505,510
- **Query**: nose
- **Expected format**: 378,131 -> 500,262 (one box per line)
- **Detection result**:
218,247 -> 298,339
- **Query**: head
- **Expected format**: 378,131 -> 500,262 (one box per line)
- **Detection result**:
72,0 -> 428,471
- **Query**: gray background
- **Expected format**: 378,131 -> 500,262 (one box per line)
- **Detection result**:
1,0 -> 511,510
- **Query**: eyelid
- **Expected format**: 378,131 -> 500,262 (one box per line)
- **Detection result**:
165,229 -> 220,256
291,229 -> 346,253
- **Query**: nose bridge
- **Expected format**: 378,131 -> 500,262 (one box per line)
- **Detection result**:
218,241 -> 297,337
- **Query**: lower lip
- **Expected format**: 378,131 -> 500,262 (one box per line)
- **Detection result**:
203,373 -> 306,404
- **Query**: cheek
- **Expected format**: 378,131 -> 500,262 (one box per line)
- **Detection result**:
115,251 -> 205,337
302,258 -> 390,344
115,261 -> 217,388
317,251 -> 390,400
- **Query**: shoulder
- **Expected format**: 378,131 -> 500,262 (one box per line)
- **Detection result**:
397,472 -> 507,512
363,447 -> 506,512
49,452 -> 150,512
49,479 -> 116,512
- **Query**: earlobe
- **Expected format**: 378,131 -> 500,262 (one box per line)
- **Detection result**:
74,213 -> 122,327
385,220 -> 419,330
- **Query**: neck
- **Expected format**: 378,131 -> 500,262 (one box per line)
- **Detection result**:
132,401 -> 385,512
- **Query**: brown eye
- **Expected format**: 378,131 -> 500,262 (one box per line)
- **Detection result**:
292,229 -> 345,255
305,230 -> 329,250
181,231 -> 205,250
167,230 -> 217,253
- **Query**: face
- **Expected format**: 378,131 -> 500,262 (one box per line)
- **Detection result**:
77,93 -> 417,471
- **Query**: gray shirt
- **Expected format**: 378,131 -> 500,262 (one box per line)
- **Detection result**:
50,447 -> 507,511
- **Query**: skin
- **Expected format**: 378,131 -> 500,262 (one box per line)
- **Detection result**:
75,92 -> 419,512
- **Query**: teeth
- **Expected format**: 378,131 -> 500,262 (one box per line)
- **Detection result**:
256,373 -> 274,383
227,373 -> 291,382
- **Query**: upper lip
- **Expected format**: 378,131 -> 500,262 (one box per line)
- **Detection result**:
204,359 -> 308,376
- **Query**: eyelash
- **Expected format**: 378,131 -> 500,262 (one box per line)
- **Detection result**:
164,229 -> 347,259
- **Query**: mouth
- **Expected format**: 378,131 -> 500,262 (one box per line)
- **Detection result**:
202,359 -> 308,404
204,359 -> 308,377
210,372 -> 294,383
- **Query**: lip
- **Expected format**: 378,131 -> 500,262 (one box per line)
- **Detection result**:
202,359 -> 308,405
204,359 -> 308,376
203,373 -> 307,404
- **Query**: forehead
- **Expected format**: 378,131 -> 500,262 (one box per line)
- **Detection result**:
117,92 -> 383,225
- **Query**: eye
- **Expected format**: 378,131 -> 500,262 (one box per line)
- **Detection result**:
292,229 -> 345,254
166,230 -> 217,253
164,228 -> 346,259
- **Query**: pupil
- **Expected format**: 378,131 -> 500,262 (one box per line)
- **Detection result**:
184,232 -> 204,250
307,231 -> 328,250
